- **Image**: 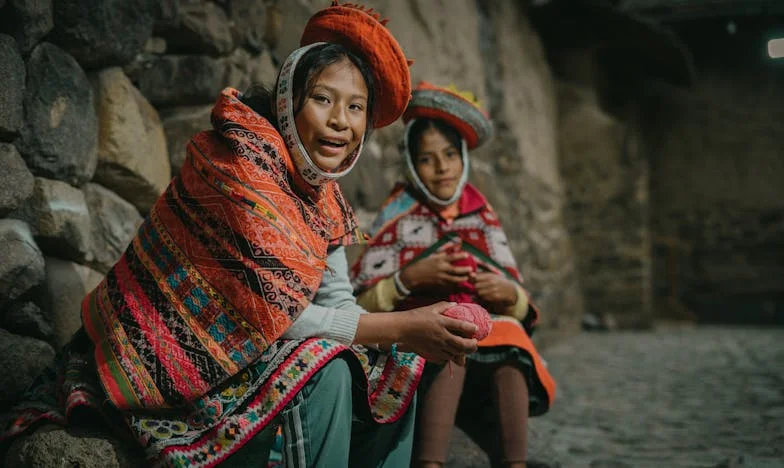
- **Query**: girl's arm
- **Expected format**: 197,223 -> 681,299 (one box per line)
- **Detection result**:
283,246 -> 478,363
355,274 -> 406,312
280,245 -> 365,344
502,284 -> 530,320
354,304 -> 478,365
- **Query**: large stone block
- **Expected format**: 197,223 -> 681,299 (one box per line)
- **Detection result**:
48,0 -> 155,69
225,0 -> 266,52
222,47 -> 277,93
0,219 -> 44,303
83,183 -> 142,273
158,1 -> 234,56
0,328 -> 54,406
135,54 -> 225,107
0,0 -> 53,55
557,81 -> 652,328
160,105 -> 212,175
0,34 -> 25,140
0,143 -> 34,216
91,68 -> 171,213
11,177 -> 92,262
18,42 -> 98,186
41,257 -> 103,349
4,425 -> 144,468
2,300 -> 53,341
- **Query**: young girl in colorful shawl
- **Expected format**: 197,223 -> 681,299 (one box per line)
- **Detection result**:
351,82 -> 557,468
2,5 -> 480,467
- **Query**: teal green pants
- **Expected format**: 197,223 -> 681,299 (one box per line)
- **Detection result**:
224,357 -> 417,467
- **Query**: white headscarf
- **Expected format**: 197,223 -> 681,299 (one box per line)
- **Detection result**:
400,119 -> 470,206
274,42 -> 365,186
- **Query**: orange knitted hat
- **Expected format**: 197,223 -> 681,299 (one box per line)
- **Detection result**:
300,1 -> 412,128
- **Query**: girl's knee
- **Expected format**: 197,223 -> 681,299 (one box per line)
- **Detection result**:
494,363 -> 523,378
309,357 -> 353,397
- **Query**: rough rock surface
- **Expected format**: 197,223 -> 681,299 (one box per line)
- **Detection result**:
0,34 -> 25,139
0,328 -> 54,406
83,183 -> 142,273
158,1 -> 234,56
40,257 -> 104,349
48,0 -> 155,69
0,143 -> 35,216
91,67 -> 170,213
2,300 -> 53,341
0,219 -> 45,303
5,425 -> 145,468
0,0 -> 53,55
17,43 -> 98,186
11,177 -> 92,262
160,105 -> 212,175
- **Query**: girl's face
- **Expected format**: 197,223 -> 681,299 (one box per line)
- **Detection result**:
414,127 -> 464,201
294,58 -> 369,172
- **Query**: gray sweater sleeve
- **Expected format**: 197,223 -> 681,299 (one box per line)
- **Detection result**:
280,245 -> 367,344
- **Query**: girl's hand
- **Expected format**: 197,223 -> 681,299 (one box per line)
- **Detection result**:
398,251 -> 473,292
473,272 -> 518,308
396,302 -> 478,364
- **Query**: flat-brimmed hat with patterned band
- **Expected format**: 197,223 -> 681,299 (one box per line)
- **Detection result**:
402,81 -> 494,206
275,1 -> 413,187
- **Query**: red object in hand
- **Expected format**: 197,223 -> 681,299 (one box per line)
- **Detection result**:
443,303 -> 493,340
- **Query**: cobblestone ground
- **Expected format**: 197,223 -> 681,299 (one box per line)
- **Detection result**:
449,326 -> 784,468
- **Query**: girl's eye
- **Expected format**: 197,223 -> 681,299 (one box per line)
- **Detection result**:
313,94 -> 330,103
417,156 -> 432,165
446,150 -> 459,158
349,103 -> 365,112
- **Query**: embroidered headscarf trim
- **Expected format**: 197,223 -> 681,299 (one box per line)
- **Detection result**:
275,42 -> 365,187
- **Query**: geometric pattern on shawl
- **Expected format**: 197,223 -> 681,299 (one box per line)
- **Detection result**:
2,336 -> 426,468
351,182 -> 539,331
81,88 -> 365,411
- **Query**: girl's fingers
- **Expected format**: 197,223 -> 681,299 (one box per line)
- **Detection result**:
441,273 -> 471,284
447,265 -> 474,275
444,334 -> 478,355
449,354 -> 467,366
441,316 -> 478,339
445,252 -> 469,262
427,301 -> 453,314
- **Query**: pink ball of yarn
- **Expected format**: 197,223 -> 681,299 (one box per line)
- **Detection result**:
443,303 -> 493,340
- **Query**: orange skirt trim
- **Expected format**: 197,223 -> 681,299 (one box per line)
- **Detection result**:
478,317 -> 556,404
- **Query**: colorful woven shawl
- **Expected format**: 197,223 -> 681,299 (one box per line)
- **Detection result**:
351,182 -> 539,332
82,88 -> 363,411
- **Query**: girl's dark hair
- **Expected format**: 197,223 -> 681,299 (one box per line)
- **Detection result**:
240,43 -> 376,135
407,118 -> 463,161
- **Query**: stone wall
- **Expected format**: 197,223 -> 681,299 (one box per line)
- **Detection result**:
537,33 -> 655,329
0,0 -> 283,418
556,79 -> 653,329
640,19 -> 784,323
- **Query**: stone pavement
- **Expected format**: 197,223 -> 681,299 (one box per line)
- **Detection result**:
448,326 -> 784,468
